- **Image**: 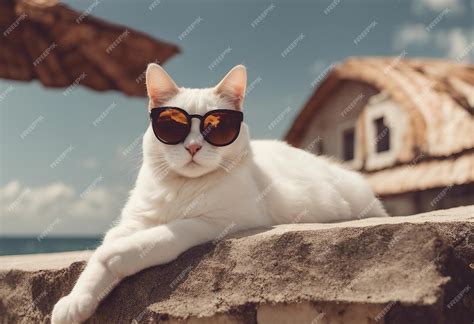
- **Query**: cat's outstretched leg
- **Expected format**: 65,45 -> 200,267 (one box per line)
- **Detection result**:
51,218 -> 230,323
96,217 -> 231,279
51,223 -> 142,324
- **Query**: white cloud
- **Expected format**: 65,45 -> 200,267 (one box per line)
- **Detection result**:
393,24 -> 430,50
393,24 -> 473,60
0,181 -> 124,236
1,181 -> 23,200
412,0 -> 463,14
434,28 -> 473,60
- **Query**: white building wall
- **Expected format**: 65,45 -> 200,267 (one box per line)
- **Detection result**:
363,92 -> 408,171
298,80 -> 378,169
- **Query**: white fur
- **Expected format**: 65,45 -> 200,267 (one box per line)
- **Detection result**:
52,65 -> 387,323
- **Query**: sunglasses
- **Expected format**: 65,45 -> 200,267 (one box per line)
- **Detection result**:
150,107 -> 243,147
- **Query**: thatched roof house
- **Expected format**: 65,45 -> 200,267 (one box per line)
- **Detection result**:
285,57 -> 474,215
0,0 -> 179,96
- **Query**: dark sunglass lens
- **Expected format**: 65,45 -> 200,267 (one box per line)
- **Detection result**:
153,109 -> 189,144
203,112 -> 241,146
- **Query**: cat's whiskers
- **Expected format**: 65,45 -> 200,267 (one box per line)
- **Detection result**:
217,155 -> 243,172
151,160 -> 172,181
120,145 -> 145,175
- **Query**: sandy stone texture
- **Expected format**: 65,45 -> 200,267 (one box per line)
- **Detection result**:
0,206 -> 473,323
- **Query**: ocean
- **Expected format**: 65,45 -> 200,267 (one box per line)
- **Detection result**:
0,237 -> 102,256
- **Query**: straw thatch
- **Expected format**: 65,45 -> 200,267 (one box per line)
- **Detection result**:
0,0 -> 179,96
367,152 -> 474,196
285,57 -> 474,195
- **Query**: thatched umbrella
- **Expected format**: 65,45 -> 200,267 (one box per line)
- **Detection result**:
0,0 -> 180,96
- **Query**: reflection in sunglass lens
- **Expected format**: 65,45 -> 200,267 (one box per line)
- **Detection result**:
203,112 -> 241,146
153,108 -> 189,144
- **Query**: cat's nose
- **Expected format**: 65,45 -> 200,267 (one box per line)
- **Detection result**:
186,143 -> 202,156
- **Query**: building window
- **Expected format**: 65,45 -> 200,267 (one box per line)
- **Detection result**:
343,128 -> 355,161
374,117 -> 390,152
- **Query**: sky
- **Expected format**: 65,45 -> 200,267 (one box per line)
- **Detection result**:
0,0 -> 473,236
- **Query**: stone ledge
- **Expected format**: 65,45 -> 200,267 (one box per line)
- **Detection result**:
0,206 -> 473,323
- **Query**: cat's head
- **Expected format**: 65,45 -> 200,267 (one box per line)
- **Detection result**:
143,64 -> 251,179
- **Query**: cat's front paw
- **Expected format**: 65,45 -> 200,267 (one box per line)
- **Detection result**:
96,240 -> 142,278
51,292 -> 97,324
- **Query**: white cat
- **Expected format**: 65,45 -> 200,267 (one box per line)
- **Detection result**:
51,64 -> 387,323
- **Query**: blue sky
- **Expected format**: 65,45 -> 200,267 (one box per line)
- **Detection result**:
0,0 -> 472,236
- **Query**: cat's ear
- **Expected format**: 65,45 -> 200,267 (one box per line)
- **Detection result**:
146,63 -> 179,109
215,65 -> 247,110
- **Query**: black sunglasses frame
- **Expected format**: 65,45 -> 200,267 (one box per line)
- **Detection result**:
149,107 -> 244,147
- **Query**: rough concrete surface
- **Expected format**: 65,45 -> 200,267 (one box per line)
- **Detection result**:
0,206 -> 473,324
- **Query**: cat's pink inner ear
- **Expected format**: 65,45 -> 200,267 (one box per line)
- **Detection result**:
146,63 -> 179,109
215,65 -> 247,110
